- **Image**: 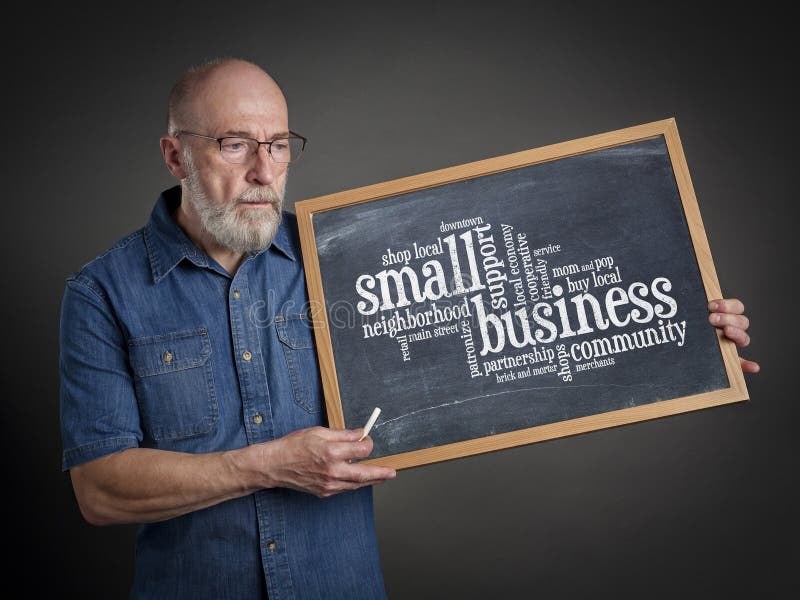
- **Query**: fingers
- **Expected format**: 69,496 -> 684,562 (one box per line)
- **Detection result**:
306,459 -> 396,499
327,437 -> 374,462
708,299 -> 758,364
315,427 -> 366,443
335,462 -> 397,485
708,312 -> 750,331
740,357 -> 761,374
720,324 -> 751,348
708,298 -> 745,315
708,303 -> 761,372
323,466 -> 396,499
319,435 -> 396,496
318,429 -> 383,463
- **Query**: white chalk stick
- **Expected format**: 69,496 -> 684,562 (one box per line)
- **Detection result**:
358,407 -> 382,441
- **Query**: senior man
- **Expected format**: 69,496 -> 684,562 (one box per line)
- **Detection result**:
60,58 -> 759,599
60,58 -> 396,599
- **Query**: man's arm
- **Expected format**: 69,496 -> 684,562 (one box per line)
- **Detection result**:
708,297 -> 760,373
61,277 -> 394,527
71,427 -> 396,526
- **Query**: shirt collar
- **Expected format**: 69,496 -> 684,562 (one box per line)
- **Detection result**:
144,185 -> 296,284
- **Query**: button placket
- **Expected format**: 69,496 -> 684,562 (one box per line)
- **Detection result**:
229,272 -> 273,444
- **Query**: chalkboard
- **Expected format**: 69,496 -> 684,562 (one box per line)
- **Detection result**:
295,119 -> 748,469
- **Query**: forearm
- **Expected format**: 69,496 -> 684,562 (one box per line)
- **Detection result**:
70,427 -> 396,526
70,445 -> 267,526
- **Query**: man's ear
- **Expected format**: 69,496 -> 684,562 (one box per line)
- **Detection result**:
160,136 -> 187,180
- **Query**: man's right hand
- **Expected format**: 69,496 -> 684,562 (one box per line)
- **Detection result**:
254,427 -> 397,498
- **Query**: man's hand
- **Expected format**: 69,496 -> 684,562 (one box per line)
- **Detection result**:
257,427 -> 396,498
708,298 -> 760,373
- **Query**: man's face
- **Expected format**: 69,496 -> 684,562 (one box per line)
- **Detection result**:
179,68 -> 290,254
182,146 -> 286,255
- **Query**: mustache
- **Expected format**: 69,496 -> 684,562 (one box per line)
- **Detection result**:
236,187 -> 283,204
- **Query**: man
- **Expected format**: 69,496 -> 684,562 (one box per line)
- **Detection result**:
60,58 -> 759,599
60,59 -> 396,599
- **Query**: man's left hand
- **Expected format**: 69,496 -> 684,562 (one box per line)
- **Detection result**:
708,298 -> 760,373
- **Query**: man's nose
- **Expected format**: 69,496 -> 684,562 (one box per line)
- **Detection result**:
246,144 -> 277,185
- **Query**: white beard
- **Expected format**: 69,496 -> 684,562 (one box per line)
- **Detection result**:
182,149 -> 286,255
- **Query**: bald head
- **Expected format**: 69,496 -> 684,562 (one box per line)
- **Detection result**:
160,58 -> 290,260
167,58 -> 287,136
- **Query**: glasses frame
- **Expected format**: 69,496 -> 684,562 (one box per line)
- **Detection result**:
176,130 -> 307,163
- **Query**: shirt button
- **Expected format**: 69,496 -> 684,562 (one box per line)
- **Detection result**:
242,350 -> 252,361
267,541 -> 277,552
163,351 -> 173,364
233,289 -> 241,300
252,413 -> 263,425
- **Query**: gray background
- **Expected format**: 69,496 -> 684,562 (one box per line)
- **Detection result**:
4,1 -> 796,598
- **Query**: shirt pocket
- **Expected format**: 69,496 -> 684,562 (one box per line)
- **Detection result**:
128,328 -> 219,441
275,313 -> 322,414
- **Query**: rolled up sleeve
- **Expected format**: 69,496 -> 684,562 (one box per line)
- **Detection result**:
60,277 -> 142,470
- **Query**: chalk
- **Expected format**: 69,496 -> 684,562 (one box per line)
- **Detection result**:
358,407 -> 381,441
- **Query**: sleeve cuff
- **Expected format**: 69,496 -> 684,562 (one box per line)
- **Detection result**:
62,435 -> 140,471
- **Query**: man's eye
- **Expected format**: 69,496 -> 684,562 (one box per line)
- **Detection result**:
222,140 -> 248,152
271,141 -> 289,151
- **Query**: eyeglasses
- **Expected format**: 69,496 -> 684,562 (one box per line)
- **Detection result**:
176,130 -> 307,164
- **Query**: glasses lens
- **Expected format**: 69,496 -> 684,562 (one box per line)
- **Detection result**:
219,138 -> 257,164
270,137 -> 305,163
217,136 -> 305,163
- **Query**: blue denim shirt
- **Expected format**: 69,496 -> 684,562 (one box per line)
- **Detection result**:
60,186 -> 387,599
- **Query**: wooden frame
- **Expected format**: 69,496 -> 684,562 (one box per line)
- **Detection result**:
295,118 -> 748,469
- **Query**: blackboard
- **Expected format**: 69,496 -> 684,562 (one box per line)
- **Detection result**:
295,119 -> 748,469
